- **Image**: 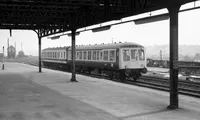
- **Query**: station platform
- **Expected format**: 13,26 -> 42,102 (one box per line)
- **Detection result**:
0,62 -> 200,120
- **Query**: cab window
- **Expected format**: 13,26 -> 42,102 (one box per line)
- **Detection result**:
123,49 -> 130,61
138,49 -> 145,60
103,51 -> 108,61
109,50 -> 115,61
131,49 -> 137,60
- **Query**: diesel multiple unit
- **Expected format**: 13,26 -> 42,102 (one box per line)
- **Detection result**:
42,42 -> 147,80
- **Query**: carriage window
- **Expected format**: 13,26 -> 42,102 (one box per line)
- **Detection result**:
123,49 -> 130,61
131,49 -> 137,60
100,51 -> 103,60
88,51 -> 91,60
79,51 -> 82,59
97,51 -> 100,60
83,51 -> 87,60
103,51 -> 108,61
76,51 -> 79,59
109,50 -> 115,61
93,51 -> 96,60
138,49 -> 145,60
68,51 -> 71,60
64,52 -> 66,58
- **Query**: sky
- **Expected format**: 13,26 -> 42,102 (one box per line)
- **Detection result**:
0,2 -> 200,56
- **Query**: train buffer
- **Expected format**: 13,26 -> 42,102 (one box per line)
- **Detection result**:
0,62 -> 200,120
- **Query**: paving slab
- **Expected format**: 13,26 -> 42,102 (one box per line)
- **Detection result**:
0,63 -> 117,120
1,62 -> 200,120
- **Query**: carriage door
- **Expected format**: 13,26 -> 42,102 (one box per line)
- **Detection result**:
119,48 -> 131,69
130,48 -> 140,68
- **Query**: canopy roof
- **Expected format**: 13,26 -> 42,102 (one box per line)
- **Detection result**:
0,0 -> 196,37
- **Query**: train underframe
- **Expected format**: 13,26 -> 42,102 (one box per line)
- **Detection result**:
42,61 -> 147,81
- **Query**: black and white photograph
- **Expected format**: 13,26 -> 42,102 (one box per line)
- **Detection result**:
0,0 -> 200,120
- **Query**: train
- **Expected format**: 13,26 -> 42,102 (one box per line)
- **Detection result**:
41,42 -> 147,80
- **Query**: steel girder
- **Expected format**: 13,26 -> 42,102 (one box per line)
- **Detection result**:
0,0 -> 197,37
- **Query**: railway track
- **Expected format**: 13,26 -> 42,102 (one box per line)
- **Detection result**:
137,76 -> 200,98
81,72 -> 200,98
17,59 -> 200,98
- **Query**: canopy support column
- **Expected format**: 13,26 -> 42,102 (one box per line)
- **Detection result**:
71,29 -> 77,82
38,36 -> 42,73
167,5 -> 180,109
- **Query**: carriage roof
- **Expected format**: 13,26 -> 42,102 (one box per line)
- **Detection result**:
42,42 -> 144,51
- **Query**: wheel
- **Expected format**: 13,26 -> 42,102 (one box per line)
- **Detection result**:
109,71 -> 114,80
133,71 -> 141,81
119,70 -> 125,82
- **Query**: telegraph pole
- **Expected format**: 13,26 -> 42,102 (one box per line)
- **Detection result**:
2,46 -> 4,70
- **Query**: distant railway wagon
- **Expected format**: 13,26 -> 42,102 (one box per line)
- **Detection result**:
42,42 -> 147,80
147,59 -> 200,75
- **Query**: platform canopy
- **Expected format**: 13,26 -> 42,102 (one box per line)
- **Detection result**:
0,0 -> 196,37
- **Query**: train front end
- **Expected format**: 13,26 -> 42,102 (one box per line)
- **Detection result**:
119,45 -> 147,80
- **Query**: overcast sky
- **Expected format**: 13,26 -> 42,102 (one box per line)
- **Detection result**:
0,2 -> 200,56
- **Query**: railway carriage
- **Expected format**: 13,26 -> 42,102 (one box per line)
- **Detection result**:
42,47 -> 69,69
42,42 -> 147,80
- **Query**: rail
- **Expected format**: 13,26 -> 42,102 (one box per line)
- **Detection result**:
10,58 -> 200,98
